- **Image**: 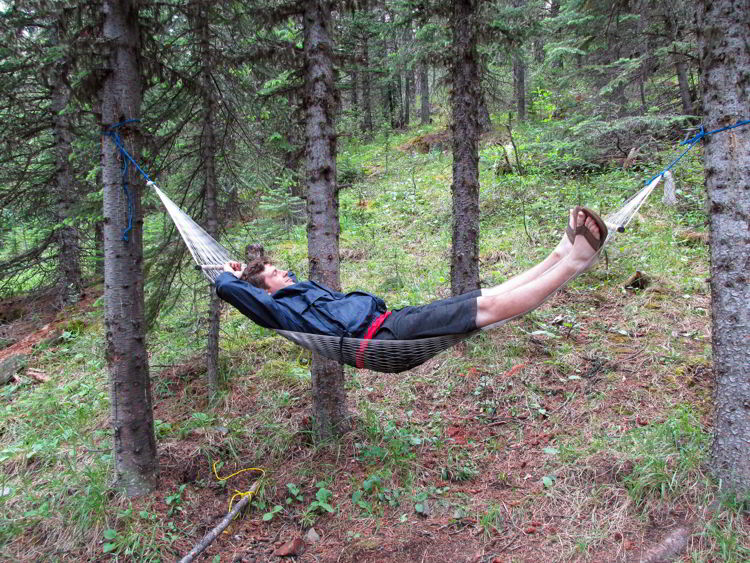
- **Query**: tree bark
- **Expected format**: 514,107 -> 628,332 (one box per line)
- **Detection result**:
351,70 -> 359,112
303,0 -> 350,439
664,9 -> 694,115
50,19 -> 83,305
550,0 -> 563,69
698,0 -> 750,495
383,25 -> 399,129
403,24 -> 414,127
100,0 -> 158,497
450,0 -> 481,296
478,91 -> 492,133
360,0 -> 373,135
513,52 -> 526,122
95,220 -> 105,277
194,0 -> 221,398
419,59 -> 430,125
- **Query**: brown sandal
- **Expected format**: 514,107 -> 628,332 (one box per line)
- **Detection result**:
573,207 -> 608,251
565,206 -> 582,244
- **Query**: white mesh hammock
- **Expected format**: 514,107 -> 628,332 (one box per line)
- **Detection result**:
149,175 -> 664,373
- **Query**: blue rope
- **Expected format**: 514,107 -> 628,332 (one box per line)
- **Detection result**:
102,119 -> 154,241
644,118 -> 750,185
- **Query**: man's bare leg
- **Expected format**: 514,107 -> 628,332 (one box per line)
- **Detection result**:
475,210 -> 601,328
481,209 -> 576,297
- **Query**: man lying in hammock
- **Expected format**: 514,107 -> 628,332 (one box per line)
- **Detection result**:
216,207 -> 607,341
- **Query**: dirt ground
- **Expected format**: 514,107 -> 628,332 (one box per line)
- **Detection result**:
1,286 -> 722,563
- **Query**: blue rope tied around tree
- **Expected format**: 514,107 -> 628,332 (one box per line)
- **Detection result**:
103,119 -> 154,241
644,118 -> 750,186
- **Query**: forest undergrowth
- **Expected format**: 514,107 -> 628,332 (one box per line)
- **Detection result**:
1,122 -> 749,562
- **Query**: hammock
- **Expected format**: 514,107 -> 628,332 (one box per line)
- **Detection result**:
149,175 -> 663,373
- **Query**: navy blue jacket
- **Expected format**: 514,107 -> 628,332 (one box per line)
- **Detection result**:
215,271 -> 386,338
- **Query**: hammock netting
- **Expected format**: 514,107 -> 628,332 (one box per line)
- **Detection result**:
150,175 -> 664,373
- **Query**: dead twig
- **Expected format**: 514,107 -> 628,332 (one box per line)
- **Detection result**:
177,480 -> 260,563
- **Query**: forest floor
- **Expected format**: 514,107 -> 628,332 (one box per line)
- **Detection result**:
1,124 -> 749,562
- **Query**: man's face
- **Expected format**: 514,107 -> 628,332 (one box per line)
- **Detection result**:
262,263 -> 294,294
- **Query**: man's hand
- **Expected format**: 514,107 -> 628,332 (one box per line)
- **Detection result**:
223,261 -> 245,279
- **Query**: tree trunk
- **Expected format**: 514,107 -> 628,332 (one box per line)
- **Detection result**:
194,0 -> 221,398
450,0 -> 481,296
50,20 -> 83,305
95,220 -> 105,277
303,0 -> 350,439
513,51 -> 526,121
664,10 -> 694,115
403,25 -> 414,128
100,0 -> 158,497
533,38 -> 544,63
419,59 -> 430,125
394,72 -> 403,128
550,0 -> 563,69
351,70 -> 359,112
403,70 -> 411,128
698,0 -> 750,495
384,28 -> 399,129
675,57 -> 694,115
478,92 -> 492,133
360,0 -> 373,135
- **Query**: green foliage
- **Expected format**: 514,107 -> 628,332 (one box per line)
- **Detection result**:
619,406 -> 710,507
479,503 -> 506,538
165,484 -> 188,516
301,482 -> 335,526
351,470 -> 403,516
262,504 -> 283,521
355,406 -> 438,469
439,454 -> 480,482
286,482 -> 304,503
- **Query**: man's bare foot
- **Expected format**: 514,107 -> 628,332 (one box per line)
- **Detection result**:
568,210 -> 601,268
551,208 -> 577,261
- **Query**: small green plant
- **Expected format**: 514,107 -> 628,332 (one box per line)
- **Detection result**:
286,482 -> 304,503
262,505 -> 283,521
440,454 -> 479,482
102,528 -> 118,554
153,419 -> 173,439
301,482 -> 335,525
479,503 -> 506,538
355,413 -> 434,469
414,490 -> 429,516
351,472 -> 402,516
165,484 -> 187,516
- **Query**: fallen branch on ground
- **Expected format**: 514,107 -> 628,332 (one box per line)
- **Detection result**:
178,480 -> 261,563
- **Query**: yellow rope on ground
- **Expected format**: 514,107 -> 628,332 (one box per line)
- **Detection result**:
212,461 -> 265,513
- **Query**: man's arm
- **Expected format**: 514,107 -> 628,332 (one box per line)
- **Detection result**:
223,261 -> 245,278
215,270 -> 284,330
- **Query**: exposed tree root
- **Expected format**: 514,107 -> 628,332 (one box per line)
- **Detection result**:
635,526 -> 692,563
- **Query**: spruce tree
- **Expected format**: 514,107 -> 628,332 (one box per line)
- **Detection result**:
698,0 -> 750,495
99,0 -> 158,497
449,0 -> 481,296
304,0 -> 351,438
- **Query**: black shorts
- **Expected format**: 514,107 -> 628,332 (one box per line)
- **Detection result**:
373,289 -> 481,340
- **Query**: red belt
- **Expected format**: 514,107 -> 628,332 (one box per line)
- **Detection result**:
355,311 -> 391,369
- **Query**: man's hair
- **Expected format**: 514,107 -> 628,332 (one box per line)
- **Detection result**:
241,259 -> 272,289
